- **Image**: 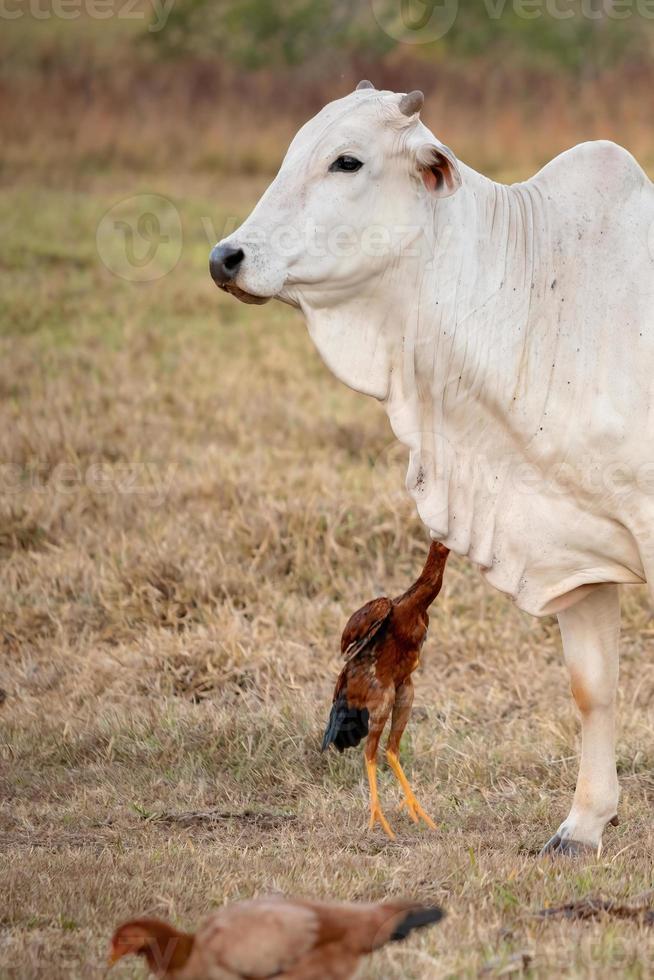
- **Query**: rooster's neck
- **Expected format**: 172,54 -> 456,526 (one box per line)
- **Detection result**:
394,541 -> 449,614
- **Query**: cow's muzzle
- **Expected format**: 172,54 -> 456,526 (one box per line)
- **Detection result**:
209,243 -> 271,305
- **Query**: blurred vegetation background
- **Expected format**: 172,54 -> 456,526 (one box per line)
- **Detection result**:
156,0 -> 651,75
1,0 -> 653,181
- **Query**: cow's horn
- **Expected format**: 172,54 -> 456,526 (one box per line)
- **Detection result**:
399,90 -> 424,116
356,79 -> 375,90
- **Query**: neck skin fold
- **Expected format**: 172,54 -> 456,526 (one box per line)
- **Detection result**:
296,164 -> 551,594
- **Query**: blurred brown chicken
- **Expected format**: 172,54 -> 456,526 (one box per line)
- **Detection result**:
108,896 -> 444,979
322,540 -> 449,839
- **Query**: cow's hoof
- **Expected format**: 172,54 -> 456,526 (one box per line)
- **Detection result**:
539,833 -> 596,858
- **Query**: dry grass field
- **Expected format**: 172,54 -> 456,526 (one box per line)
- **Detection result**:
3,22 -> 654,979
3,168 -> 654,980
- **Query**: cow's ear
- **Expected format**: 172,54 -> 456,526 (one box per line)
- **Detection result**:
416,142 -> 461,198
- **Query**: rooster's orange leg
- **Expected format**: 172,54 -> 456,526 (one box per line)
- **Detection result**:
364,731 -> 395,840
386,680 -> 437,830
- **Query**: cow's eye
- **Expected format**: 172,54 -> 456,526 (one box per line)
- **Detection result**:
329,155 -> 363,173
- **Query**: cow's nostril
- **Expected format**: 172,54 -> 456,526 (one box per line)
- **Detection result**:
209,243 -> 245,285
224,247 -> 244,271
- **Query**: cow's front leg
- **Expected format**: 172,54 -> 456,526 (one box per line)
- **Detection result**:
540,584 -> 620,857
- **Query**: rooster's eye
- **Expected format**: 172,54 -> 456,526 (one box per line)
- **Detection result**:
329,155 -> 363,173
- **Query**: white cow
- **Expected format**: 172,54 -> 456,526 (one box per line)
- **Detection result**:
210,82 -> 654,855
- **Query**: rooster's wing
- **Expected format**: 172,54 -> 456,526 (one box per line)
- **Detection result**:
340,596 -> 392,661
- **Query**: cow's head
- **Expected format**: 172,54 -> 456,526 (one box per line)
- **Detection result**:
209,83 -> 462,311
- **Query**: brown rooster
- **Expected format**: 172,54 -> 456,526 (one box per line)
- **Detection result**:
322,541 -> 449,839
108,896 -> 444,979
